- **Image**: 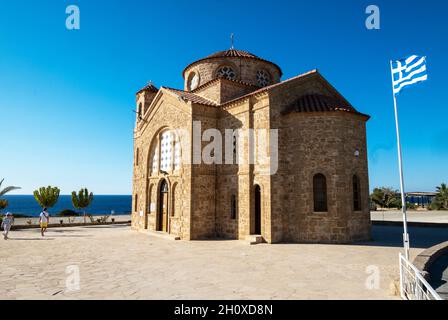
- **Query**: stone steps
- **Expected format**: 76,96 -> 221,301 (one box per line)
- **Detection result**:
246,235 -> 264,245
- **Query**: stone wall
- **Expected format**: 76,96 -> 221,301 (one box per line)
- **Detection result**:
277,113 -> 370,243
132,91 -> 193,240
267,75 -> 371,243
192,79 -> 256,105
190,104 -> 218,239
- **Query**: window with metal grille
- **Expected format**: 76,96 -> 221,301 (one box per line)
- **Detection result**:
256,70 -> 271,87
217,66 -> 236,80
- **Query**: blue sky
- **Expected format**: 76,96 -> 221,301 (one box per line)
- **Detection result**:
1,0 -> 447,195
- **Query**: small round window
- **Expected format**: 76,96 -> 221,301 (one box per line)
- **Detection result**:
217,66 -> 236,80
256,70 -> 271,87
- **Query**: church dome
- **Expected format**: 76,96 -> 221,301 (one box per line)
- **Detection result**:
183,48 -> 283,91
205,49 -> 260,59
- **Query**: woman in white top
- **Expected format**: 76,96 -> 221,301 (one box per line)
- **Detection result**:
2,212 -> 14,240
39,208 -> 50,237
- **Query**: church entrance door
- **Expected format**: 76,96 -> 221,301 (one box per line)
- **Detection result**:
158,179 -> 169,232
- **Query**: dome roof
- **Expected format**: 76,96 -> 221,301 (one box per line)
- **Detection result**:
206,49 -> 259,59
183,48 -> 283,78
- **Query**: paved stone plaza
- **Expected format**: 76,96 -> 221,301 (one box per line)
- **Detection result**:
1,225 -> 447,300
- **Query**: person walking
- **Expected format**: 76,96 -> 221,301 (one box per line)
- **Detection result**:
39,208 -> 50,237
2,212 -> 14,240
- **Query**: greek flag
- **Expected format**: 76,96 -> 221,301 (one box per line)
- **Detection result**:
391,55 -> 428,96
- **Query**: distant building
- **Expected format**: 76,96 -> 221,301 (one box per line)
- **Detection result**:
406,192 -> 437,208
131,48 -> 371,243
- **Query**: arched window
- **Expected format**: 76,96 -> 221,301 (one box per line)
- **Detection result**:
150,130 -> 181,176
353,175 -> 362,211
187,72 -> 200,91
160,131 -> 173,172
150,145 -> 159,175
174,137 -> 181,171
313,174 -> 327,212
231,194 -> 237,220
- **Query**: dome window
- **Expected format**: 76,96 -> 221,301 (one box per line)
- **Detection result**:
216,66 -> 236,80
256,70 -> 271,87
188,72 -> 200,91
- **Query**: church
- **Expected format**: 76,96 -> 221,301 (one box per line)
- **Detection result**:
131,47 -> 371,243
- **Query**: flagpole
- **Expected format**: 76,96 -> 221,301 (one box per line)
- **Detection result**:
390,60 -> 411,260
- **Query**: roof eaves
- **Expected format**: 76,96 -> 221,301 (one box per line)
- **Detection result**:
162,87 -> 219,107
191,78 -> 259,94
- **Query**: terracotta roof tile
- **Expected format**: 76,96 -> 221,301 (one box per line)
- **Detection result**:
281,94 -> 369,118
136,84 -> 159,95
282,94 -> 354,113
206,49 -> 259,59
163,87 -> 218,107
183,48 -> 282,78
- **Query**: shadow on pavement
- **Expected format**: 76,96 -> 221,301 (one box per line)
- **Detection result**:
355,225 -> 448,249
429,255 -> 448,299
8,238 -> 55,241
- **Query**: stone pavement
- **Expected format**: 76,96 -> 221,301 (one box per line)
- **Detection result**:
1,225 -> 447,300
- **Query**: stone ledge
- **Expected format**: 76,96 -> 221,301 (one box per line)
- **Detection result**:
245,235 -> 265,245
413,241 -> 448,281
373,221 -> 448,229
10,221 -> 131,231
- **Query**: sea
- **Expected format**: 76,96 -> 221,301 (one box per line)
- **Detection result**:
1,195 -> 132,217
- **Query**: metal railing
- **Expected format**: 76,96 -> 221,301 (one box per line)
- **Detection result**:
399,253 -> 443,300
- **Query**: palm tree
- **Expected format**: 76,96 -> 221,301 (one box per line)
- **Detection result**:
435,183 -> 448,209
33,186 -> 60,209
370,188 -> 385,207
0,178 -> 21,212
0,199 -> 8,212
72,188 -> 94,223
370,187 -> 401,209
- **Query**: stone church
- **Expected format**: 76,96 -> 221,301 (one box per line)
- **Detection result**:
132,48 -> 371,243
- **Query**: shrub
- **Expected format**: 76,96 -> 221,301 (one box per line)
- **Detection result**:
0,199 -> 8,212
406,202 -> 417,210
430,200 -> 442,211
72,188 -> 94,223
33,186 -> 60,209
57,209 -> 80,217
